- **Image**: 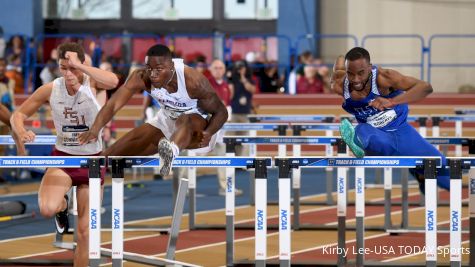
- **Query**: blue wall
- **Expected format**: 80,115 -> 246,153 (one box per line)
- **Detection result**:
277,0 -> 319,67
0,0 -> 42,38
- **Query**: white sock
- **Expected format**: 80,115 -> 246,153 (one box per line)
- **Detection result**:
170,142 -> 179,157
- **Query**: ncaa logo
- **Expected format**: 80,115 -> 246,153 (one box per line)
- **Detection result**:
328,159 -> 335,166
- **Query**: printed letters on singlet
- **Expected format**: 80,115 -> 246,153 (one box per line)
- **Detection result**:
366,109 -> 397,128
62,125 -> 89,146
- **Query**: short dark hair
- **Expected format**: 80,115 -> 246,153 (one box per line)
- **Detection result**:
345,47 -> 371,63
57,42 -> 85,63
146,44 -> 172,58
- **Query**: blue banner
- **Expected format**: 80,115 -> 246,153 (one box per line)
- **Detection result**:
435,115 -> 475,122
291,123 -> 340,131
248,115 -> 331,121
0,135 -> 56,145
113,156 -> 272,167
281,157 -> 442,168
426,137 -> 470,145
407,115 -> 429,122
455,109 -> 475,115
0,156 -> 99,167
223,123 -> 287,131
224,136 -> 337,144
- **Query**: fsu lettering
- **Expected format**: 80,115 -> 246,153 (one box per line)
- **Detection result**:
63,107 -> 86,125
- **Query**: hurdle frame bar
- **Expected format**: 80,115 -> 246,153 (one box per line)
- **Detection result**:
272,156 -> 442,266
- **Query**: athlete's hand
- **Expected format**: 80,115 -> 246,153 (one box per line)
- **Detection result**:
199,131 -> 212,148
65,51 -> 82,68
78,130 -> 98,145
369,97 -> 395,111
12,131 -> 27,156
18,130 -> 36,144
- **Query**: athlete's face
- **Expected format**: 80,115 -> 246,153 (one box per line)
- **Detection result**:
145,56 -> 174,88
345,58 -> 372,91
58,59 -> 83,88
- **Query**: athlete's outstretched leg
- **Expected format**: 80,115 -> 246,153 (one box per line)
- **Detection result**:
396,124 -> 450,191
103,123 -> 165,156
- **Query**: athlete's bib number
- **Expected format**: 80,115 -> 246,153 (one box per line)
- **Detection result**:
366,109 -> 397,128
62,125 -> 89,146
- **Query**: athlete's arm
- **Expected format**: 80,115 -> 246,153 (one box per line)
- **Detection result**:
66,51 -> 119,90
372,67 -> 433,110
190,70 -> 228,146
330,55 -> 346,96
10,83 -> 53,154
78,69 -> 146,144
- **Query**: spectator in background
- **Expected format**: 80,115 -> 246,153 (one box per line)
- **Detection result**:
40,49 -> 60,85
296,59 -> 330,94
194,55 -> 211,79
40,59 -> 60,85
99,61 -> 122,149
208,59 -> 242,195
258,60 -> 283,93
0,58 -> 14,111
295,50 -> 314,78
6,54 -> 24,94
0,58 -> 14,156
208,59 -> 233,113
229,60 -> 256,156
4,35 -> 25,65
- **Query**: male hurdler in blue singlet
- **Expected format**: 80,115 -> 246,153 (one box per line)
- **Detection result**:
330,47 -> 449,191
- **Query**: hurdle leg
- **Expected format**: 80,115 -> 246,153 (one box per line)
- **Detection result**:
374,168 -> 382,185
455,121 -> 462,157
111,159 -> 125,267
165,178 -> 189,260
277,159 -> 292,267
292,144 -> 301,230
325,169 -> 334,205
470,164 -> 475,267
249,130 -> 257,206
449,159 -> 462,267
225,165 -> 235,267
72,187 -> 77,246
88,158 -> 102,267
355,167 -> 365,267
383,167 -> 393,230
187,150 -> 197,230
254,159 -> 268,267
400,169 -> 409,229
325,134 -> 335,205
337,166 -> 347,267
424,159 -> 437,267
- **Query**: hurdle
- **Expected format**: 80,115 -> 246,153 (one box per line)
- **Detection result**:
387,137 -> 475,235
431,114 -> 475,156
99,156 -> 201,267
175,156 -> 272,267
0,156 -> 99,266
290,123 -> 342,206
221,122 -> 289,207
269,156 -> 445,267
223,136 -> 342,230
